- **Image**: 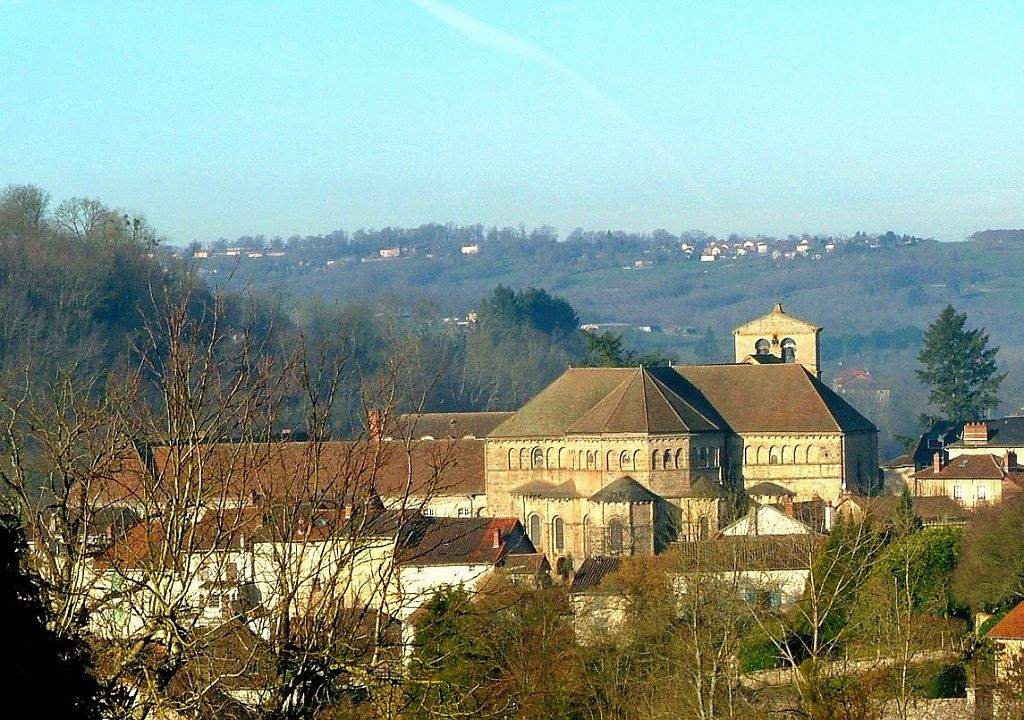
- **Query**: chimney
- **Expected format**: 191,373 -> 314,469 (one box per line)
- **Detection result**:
964,422 -> 989,446
492,528 -> 502,549
368,410 -> 384,442
342,505 -> 352,520
933,451 -> 943,474
783,497 -> 795,518
823,503 -> 834,533
1004,450 -> 1017,473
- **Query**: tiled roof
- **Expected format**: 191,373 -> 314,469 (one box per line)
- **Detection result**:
90,438 -> 485,506
988,600 -> 1024,640
589,476 -> 660,504
397,516 -> 534,567
568,556 -> 623,593
883,454 -> 915,469
500,552 -> 550,576
490,363 -> 874,439
948,417 -> 1024,449
388,412 -> 514,440
913,453 -> 1010,481
747,481 -> 796,498
674,364 -> 876,434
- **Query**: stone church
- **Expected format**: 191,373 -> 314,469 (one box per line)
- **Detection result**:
482,304 -> 877,568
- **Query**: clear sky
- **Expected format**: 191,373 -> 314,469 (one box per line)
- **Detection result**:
2,1 -> 1022,243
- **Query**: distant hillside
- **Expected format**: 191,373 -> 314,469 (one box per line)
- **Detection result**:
968,229 -> 1024,243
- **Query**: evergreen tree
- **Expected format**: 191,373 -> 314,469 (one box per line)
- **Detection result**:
0,514 -> 101,718
916,305 -> 1005,422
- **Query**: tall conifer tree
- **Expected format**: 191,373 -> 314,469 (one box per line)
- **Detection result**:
916,305 -> 1004,421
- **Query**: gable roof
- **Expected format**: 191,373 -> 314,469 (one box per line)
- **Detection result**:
913,453 -> 1009,481
988,600 -> 1024,640
91,438 -> 485,506
568,556 -> 623,593
747,481 -> 796,498
733,303 -> 821,333
388,412 -> 513,440
718,503 -> 817,537
948,417 -> 1024,449
589,476 -> 661,504
488,367 -> 722,438
673,364 -> 876,434
396,517 -> 533,567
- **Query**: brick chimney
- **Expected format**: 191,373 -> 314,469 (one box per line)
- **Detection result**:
1004,450 -> 1018,473
492,528 -> 502,549
963,421 -> 989,446
933,451 -> 943,474
783,497 -> 795,518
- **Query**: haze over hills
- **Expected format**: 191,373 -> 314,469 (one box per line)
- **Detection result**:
180,223 -> 1024,458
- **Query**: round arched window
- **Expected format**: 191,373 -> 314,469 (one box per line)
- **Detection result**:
781,338 -> 797,363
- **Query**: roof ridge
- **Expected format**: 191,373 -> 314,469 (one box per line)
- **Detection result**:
648,368 -> 719,430
800,366 -> 843,432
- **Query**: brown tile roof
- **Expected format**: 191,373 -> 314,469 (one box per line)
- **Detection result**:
91,438 -> 485,506
388,412 -> 514,440
883,454 -> 915,469
674,364 -> 876,434
491,363 -> 874,439
747,481 -> 796,498
396,516 -> 535,566
669,534 -> 822,572
988,600 -> 1024,640
568,556 -> 623,593
588,476 -> 660,504
566,367 -> 722,435
500,552 -> 550,577
913,453 -> 1017,481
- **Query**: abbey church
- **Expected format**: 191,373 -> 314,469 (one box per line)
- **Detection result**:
474,304 -> 877,565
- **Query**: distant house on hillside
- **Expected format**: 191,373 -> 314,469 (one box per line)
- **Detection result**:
460,244 -> 480,255
379,247 -> 401,259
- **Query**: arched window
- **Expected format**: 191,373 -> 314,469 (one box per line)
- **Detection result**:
531,447 -> 544,469
781,445 -> 791,464
664,449 -> 673,469
606,450 -> 615,470
652,450 -> 661,470
546,447 -> 555,468
508,449 -> 516,469
700,447 -> 710,468
755,338 -> 771,355
757,446 -> 767,464
769,446 -> 780,464
698,516 -> 710,540
527,514 -> 541,545
794,445 -> 805,464
586,451 -> 596,470
552,516 -> 565,553
557,447 -> 567,469
619,450 -> 631,470
607,519 -> 625,555
633,449 -> 642,469
781,337 -> 797,363
519,448 -> 529,469
676,448 -> 686,468
744,446 -> 753,465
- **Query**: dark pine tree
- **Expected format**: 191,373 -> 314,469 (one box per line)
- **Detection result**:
916,305 -> 1005,422
0,514 -> 101,719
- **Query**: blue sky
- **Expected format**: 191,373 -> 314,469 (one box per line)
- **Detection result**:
2,1 -> 1022,243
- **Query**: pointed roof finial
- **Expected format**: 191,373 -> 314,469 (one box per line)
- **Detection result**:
773,302 -> 784,314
